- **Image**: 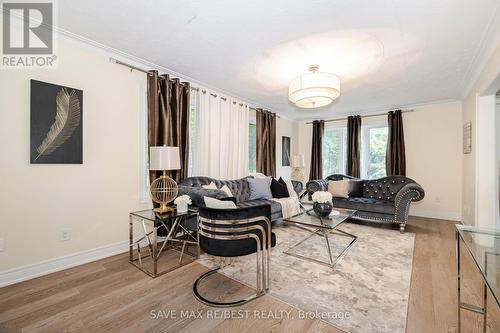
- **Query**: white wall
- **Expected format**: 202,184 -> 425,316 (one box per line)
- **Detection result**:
404,101 -> 462,220
0,39 -> 150,271
293,101 -> 463,221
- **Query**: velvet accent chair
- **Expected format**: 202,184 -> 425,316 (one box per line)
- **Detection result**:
193,204 -> 275,307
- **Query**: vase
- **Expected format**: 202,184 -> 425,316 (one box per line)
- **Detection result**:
313,202 -> 333,217
177,202 -> 188,213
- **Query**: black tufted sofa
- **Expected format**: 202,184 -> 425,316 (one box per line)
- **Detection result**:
178,176 -> 303,223
306,174 -> 424,233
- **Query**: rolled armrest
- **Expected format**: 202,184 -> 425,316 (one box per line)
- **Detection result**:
306,179 -> 329,199
177,185 -> 228,207
291,180 -> 303,195
394,183 -> 425,223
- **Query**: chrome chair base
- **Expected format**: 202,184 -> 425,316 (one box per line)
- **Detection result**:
193,267 -> 265,307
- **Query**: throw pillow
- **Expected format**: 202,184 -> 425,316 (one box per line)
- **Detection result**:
219,185 -> 233,197
270,177 -> 289,198
348,179 -> 363,197
328,180 -> 350,198
202,182 -> 217,190
204,196 -> 237,209
248,177 -> 273,200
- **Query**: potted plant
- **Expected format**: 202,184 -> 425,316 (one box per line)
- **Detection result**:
311,191 -> 333,217
174,195 -> 192,213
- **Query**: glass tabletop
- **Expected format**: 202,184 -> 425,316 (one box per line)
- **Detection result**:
284,208 -> 357,229
456,224 -> 500,307
130,208 -> 198,222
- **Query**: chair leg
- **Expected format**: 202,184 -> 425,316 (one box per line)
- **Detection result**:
400,223 -> 406,233
193,264 -> 266,308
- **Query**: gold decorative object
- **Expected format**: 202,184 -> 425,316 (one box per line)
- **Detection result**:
149,146 -> 181,213
150,171 -> 178,213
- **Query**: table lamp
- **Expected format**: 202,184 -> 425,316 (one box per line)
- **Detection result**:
291,154 -> 306,184
149,146 -> 181,213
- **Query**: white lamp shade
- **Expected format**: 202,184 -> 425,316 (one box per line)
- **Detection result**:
289,72 -> 340,108
149,146 -> 181,170
291,154 -> 305,168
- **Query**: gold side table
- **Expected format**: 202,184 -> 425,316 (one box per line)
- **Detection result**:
129,208 -> 199,277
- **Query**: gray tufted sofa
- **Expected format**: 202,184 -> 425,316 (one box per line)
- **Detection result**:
306,174 -> 424,233
178,176 -> 303,223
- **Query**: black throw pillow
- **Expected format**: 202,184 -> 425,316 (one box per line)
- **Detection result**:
271,177 -> 290,198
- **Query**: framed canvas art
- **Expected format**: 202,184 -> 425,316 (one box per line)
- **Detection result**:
30,80 -> 83,164
282,136 -> 291,166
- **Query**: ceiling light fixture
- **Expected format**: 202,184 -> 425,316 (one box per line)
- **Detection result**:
288,65 -> 340,108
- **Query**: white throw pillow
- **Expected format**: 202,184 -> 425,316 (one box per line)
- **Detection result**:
219,185 -> 233,197
282,179 -> 298,198
328,180 -> 350,198
202,182 -> 217,190
204,196 -> 237,209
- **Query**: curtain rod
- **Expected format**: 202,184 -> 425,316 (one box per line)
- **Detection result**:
305,109 -> 414,124
111,57 -> 279,117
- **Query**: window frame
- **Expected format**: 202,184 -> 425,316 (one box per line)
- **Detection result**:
360,122 -> 388,179
322,121 -> 347,178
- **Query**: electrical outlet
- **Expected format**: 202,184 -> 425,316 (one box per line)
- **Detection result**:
0,238 -> 4,252
60,229 -> 71,242
435,196 -> 441,203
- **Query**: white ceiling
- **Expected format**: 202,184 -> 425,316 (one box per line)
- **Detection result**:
58,0 -> 500,120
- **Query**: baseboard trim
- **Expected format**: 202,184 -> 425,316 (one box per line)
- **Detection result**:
0,241 -> 129,288
410,208 -> 462,222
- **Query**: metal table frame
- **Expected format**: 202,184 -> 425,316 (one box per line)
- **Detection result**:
283,209 -> 357,268
129,209 -> 199,278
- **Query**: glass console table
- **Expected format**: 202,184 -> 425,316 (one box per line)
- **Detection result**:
456,224 -> 500,332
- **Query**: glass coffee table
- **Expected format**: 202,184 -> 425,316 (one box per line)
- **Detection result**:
283,208 -> 357,268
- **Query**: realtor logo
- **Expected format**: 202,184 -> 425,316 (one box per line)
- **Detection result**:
1,1 -> 57,68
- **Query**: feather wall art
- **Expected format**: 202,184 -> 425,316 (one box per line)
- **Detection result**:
30,80 -> 83,164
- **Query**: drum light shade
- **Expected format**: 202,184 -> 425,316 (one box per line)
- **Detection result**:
289,65 -> 340,108
149,146 -> 180,171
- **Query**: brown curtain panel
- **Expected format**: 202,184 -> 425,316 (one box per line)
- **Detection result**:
346,115 -> 361,178
386,110 -> 406,176
256,109 -> 276,177
309,120 -> 324,180
147,70 -> 190,183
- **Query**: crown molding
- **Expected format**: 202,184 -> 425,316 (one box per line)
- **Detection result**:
460,2 -> 500,99
53,26 -> 281,116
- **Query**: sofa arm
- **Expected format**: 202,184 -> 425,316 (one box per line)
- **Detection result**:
394,183 -> 425,223
178,185 -> 228,207
291,180 -> 303,195
306,179 -> 328,199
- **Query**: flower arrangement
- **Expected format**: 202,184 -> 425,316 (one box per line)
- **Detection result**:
311,191 -> 332,203
174,195 -> 192,205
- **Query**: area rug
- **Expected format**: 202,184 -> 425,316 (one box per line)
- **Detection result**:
197,222 -> 415,333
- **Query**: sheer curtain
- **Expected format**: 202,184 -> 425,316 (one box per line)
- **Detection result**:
196,88 -> 249,179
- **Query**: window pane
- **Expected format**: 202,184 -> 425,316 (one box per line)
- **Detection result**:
367,127 -> 388,179
323,129 -> 344,178
249,123 -> 256,174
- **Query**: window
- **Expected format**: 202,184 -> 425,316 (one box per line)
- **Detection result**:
322,127 -> 346,178
248,122 -> 257,174
361,126 -> 388,179
322,122 -> 388,179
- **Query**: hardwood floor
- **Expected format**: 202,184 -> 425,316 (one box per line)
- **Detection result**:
0,217 -> 497,332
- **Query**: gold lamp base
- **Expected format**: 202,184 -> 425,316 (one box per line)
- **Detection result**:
150,171 -> 178,214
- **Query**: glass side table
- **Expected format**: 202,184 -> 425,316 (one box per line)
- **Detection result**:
456,224 -> 500,332
129,208 -> 199,277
